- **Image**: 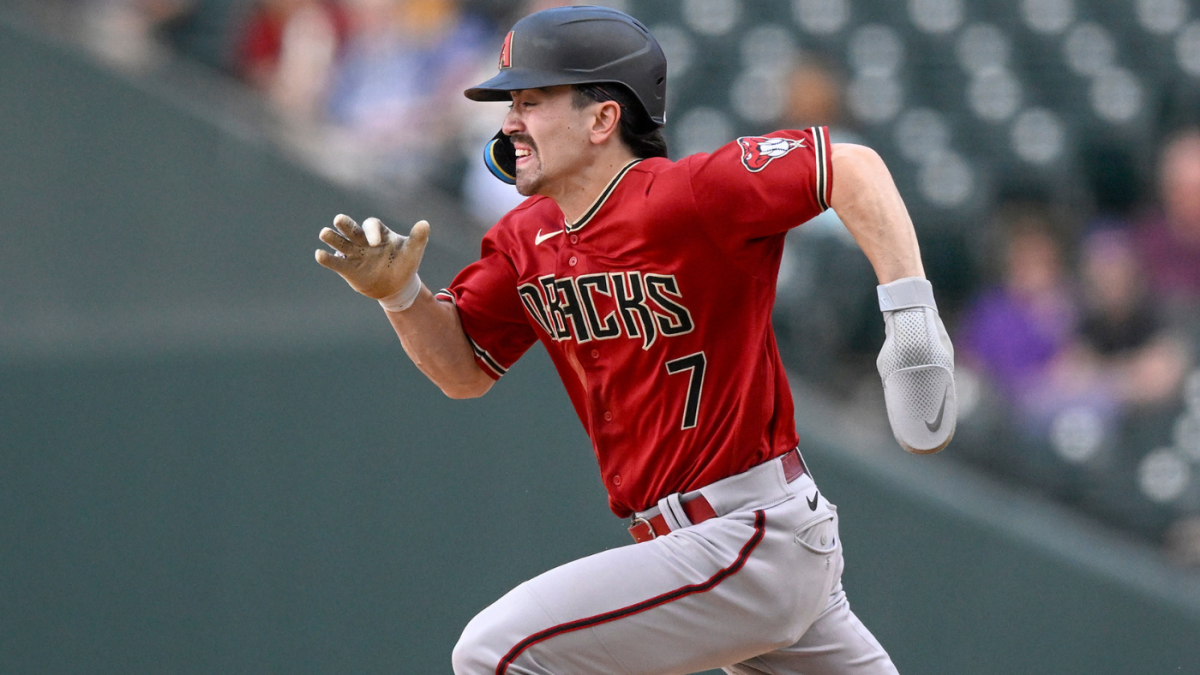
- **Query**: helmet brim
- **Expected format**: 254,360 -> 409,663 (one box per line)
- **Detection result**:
464,68 -> 606,102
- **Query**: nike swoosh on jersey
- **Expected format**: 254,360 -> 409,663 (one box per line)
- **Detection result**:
535,229 -> 563,245
926,387 -> 949,433
807,491 -> 819,511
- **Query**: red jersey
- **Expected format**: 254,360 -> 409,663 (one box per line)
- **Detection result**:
438,128 -> 833,517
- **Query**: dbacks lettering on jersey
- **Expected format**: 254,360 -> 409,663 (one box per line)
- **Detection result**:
518,271 -> 694,349
738,136 -> 806,172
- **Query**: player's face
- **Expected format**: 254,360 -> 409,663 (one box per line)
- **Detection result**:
503,87 -> 593,197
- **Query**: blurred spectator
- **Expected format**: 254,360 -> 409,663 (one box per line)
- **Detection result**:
958,213 -> 1193,514
1136,129 -> 1200,322
81,0 -> 195,69
235,0 -> 349,121
784,59 -> 844,131
1074,227 -> 1190,410
957,207 -> 1085,433
325,0 -> 490,181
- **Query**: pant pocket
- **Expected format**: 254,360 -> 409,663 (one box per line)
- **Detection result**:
793,513 -> 839,555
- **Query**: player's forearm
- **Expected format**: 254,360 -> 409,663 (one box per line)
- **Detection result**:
828,143 -> 925,284
385,288 -> 495,399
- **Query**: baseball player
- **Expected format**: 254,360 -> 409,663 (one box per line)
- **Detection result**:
315,6 -> 956,675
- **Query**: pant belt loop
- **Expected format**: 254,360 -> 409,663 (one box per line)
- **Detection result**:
657,493 -> 691,532
794,446 -> 813,482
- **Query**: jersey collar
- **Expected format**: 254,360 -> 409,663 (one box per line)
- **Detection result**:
564,158 -> 642,233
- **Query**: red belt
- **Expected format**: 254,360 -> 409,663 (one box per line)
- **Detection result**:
628,448 -> 806,543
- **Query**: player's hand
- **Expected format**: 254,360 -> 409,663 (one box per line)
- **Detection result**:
315,214 -> 429,300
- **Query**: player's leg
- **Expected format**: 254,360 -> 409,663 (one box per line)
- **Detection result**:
452,511 -> 819,675
451,466 -> 841,675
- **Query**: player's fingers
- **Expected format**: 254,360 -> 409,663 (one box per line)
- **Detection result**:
333,213 -> 358,232
314,248 -> 351,272
404,220 -> 430,255
363,217 -> 391,247
318,227 -> 356,256
333,213 -> 367,245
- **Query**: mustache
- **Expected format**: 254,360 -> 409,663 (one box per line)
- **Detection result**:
509,134 -> 537,152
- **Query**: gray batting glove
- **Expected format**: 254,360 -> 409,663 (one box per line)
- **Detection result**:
876,277 -> 956,454
315,215 -> 430,310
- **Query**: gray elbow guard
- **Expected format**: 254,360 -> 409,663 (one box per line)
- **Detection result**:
876,277 -> 956,454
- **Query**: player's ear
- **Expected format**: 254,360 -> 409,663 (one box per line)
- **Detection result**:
590,100 -> 622,146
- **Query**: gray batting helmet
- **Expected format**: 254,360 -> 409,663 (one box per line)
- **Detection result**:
464,5 -> 667,128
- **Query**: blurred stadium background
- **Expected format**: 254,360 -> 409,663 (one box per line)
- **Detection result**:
3,0 -> 1200,672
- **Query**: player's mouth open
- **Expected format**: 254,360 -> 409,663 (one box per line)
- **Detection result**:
514,145 -> 534,166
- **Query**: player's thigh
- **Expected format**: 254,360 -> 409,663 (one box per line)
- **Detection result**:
731,582 -> 899,675
453,504 -> 839,675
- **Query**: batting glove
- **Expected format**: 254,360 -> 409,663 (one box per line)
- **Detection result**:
876,277 -> 956,454
315,215 -> 429,312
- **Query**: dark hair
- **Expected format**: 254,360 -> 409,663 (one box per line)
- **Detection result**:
572,84 -> 669,159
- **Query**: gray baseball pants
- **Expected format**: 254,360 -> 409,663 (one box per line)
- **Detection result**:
453,453 -> 899,675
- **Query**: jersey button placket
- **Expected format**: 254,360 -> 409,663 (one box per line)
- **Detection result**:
604,411 -> 613,422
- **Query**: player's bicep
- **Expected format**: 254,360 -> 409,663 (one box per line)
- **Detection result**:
828,143 -> 923,284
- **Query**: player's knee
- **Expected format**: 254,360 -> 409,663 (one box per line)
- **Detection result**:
451,617 -> 505,675
450,632 -> 489,675
452,587 -> 544,675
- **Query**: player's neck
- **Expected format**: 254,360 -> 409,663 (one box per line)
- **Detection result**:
547,145 -> 638,225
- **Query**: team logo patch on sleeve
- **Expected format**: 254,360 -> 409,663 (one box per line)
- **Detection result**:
737,136 -> 806,172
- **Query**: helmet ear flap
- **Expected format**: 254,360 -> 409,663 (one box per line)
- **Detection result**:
484,130 -> 517,185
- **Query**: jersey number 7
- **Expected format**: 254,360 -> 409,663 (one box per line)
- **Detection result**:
665,351 -> 706,430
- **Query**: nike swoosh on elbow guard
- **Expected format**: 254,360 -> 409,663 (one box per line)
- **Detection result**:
926,388 -> 949,432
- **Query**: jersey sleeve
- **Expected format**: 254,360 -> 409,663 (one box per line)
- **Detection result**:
437,228 -> 538,380
687,127 -> 833,242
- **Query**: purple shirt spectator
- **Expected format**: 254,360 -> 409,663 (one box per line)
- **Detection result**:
959,287 -> 1077,400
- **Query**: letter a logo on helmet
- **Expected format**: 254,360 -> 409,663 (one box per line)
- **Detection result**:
738,136 -> 806,172
498,31 -> 513,69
